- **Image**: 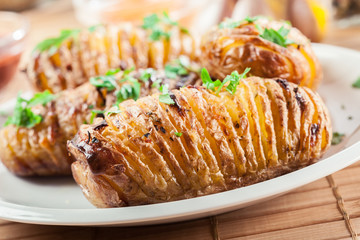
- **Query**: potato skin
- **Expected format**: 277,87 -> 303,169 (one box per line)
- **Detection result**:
27,24 -> 200,93
0,70 -> 200,176
200,18 -> 323,90
68,77 -> 331,208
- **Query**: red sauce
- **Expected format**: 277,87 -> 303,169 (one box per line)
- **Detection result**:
0,53 -> 21,89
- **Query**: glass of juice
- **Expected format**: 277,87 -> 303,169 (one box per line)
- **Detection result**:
0,11 -> 29,89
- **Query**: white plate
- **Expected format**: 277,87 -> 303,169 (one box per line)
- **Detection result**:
0,44 -> 360,226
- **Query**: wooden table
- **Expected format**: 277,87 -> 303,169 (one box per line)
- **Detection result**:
0,1 -> 360,239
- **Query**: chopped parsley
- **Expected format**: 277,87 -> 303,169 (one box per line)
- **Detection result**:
218,19 -> 242,29
244,16 -> 260,23
139,68 -> 156,82
89,69 -> 119,91
219,16 -> 260,29
331,132 -> 345,145
165,57 -> 189,79
88,24 -> 102,33
33,29 -> 80,54
90,110 -> 105,124
216,68 -> 251,95
115,82 -> 141,104
174,132 -> 182,137
159,84 -> 175,105
142,12 -> 188,41
4,90 -> 55,128
151,79 -> 162,89
258,25 -> 294,47
352,77 -> 360,88
107,109 -> 122,116
201,67 -> 251,95
201,68 -> 222,91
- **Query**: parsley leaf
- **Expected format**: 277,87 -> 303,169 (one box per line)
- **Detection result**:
139,68 -> 156,82
159,84 -> 175,105
90,75 -> 117,91
90,110 -> 105,124
142,12 -> 184,41
162,11 -> 178,26
201,68 -> 222,91
244,16 -> 260,23
331,132 -> 345,145
174,132 -> 182,137
151,79 -> 162,89
88,24 -> 102,33
115,82 -> 141,104
218,19 -> 242,29
165,56 -> 190,79
27,90 -> 56,107
4,91 -> 55,128
352,77 -> 360,88
258,26 -> 294,47
218,67 -> 251,95
201,68 -> 251,95
33,29 -> 80,54
107,109 -> 122,116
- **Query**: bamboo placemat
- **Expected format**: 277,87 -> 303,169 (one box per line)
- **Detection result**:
1,161 -> 360,240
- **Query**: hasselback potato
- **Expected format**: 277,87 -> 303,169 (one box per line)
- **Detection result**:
200,17 -> 323,90
0,68 -> 200,176
68,76 -> 331,208
27,21 -> 199,93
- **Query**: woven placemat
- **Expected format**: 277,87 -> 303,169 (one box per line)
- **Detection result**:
1,161 -> 359,240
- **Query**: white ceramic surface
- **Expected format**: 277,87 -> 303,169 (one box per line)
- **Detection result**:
0,44 -> 359,226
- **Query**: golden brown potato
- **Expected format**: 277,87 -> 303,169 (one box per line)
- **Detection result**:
200,17 -> 323,90
68,77 -> 331,208
0,69 -> 200,176
27,23 -> 199,93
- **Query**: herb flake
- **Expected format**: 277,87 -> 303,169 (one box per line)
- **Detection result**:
352,77 -> 360,88
174,132 -> 182,137
33,29 -> 80,54
258,26 -> 294,47
331,132 -> 345,145
159,84 -> 175,105
4,90 -> 55,128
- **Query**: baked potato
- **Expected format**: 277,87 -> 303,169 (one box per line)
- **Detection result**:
200,17 -> 323,90
27,19 -> 199,93
68,76 -> 331,208
0,68 -> 200,176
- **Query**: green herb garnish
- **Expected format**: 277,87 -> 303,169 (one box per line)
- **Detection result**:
90,110 -> 105,124
33,29 -> 80,54
201,68 -> 222,91
115,82 -> 141,104
151,79 -> 162,89
165,56 -> 190,79
4,90 -> 55,128
352,77 -> 360,88
219,16 -> 260,29
331,132 -> 345,145
244,16 -> 260,23
216,68 -> 251,95
107,109 -> 122,116
258,26 -> 294,47
142,12 -> 187,41
174,132 -> 182,137
139,68 -> 156,82
88,24 -> 102,33
89,68 -> 121,91
159,84 -> 175,105
201,68 -> 250,95
218,19 -> 242,29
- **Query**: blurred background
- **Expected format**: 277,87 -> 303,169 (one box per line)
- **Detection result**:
0,0 -> 360,102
